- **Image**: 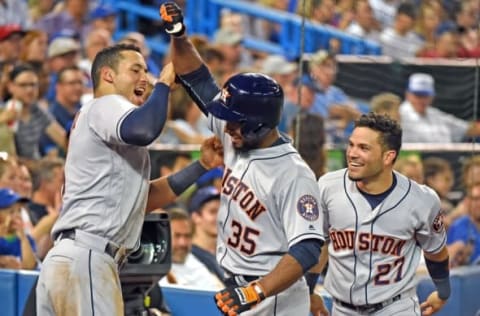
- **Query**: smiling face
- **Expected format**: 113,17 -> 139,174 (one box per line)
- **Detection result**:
346,127 -> 396,183
224,121 -> 245,150
110,50 -> 148,105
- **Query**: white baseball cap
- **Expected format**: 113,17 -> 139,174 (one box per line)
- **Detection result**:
261,55 -> 297,75
407,73 -> 435,96
48,37 -> 80,58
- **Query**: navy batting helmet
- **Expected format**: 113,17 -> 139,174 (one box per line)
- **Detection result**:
206,73 -> 283,141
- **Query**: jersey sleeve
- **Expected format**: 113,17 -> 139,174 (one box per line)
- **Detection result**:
87,95 -> 135,144
277,175 -> 326,247
415,189 -> 447,254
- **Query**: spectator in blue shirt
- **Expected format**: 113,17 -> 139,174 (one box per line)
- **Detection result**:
308,50 -> 362,144
447,183 -> 480,267
40,66 -> 84,156
0,188 -> 37,270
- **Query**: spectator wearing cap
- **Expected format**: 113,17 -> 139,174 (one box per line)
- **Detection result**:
88,4 -> 118,36
0,24 -> 26,64
379,2 -> 425,59
260,54 -> 297,97
188,186 -> 225,282
45,36 -> 82,103
0,0 -> 32,28
34,0 -> 90,43
0,188 -> 37,270
159,207 -> 224,290
213,27 -> 252,79
400,73 -> 480,143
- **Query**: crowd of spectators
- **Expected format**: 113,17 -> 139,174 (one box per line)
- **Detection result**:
0,0 -> 479,301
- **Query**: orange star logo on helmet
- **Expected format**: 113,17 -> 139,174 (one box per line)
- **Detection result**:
220,88 -> 230,103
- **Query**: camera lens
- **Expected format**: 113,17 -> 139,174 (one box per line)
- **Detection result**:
127,243 -> 155,264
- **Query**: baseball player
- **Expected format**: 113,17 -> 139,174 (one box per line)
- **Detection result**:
36,44 -> 224,315
160,3 -> 328,316
316,112 -> 450,315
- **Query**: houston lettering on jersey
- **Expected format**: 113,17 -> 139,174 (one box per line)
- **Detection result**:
222,168 -> 266,221
329,230 -> 406,256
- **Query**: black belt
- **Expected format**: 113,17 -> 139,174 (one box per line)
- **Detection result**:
58,229 -> 122,261
335,294 -> 402,314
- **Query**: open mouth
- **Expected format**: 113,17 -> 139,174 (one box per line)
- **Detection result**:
134,87 -> 145,97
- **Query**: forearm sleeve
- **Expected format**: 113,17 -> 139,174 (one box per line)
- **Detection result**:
424,256 -> 451,300
176,64 -> 220,115
119,83 -> 169,146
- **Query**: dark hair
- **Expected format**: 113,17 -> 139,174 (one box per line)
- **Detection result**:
291,113 -> 326,178
91,44 -> 141,90
396,2 -> 416,19
9,64 -> 37,81
423,157 -> 452,180
57,65 -> 82,83
355,112 -> 402,159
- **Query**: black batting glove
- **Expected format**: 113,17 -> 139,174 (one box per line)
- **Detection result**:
214,282 -> 266,316
159,2 -> 185,37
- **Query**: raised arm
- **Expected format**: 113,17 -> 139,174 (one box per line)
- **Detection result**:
160,2 -> 220,114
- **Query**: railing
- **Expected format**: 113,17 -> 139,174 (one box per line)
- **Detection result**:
108,0 -> 381,58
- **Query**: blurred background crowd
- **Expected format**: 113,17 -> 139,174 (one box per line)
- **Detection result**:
0,0 -> 479,299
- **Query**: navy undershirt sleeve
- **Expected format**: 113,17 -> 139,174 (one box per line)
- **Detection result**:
119,83 -> 169,146
176,64 -> 220,115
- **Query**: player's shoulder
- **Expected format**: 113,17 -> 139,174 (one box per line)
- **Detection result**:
398,172 -> 440,207
318,168 -> 347,184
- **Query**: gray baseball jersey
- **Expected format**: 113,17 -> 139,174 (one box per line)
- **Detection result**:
37,94 -> 151,315
318,169 -> 446,306
209,116 -> 325,315
209,117 -> 326,274
52,94 -> 150,249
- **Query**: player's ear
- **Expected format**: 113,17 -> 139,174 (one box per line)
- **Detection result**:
384,150 -> 397,165
101,66 -> 115,84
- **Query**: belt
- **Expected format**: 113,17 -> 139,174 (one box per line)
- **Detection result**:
335,294 -> 402,314
57,229 -> 127,265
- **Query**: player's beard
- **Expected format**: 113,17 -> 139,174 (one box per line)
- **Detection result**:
347,164 -> 383,183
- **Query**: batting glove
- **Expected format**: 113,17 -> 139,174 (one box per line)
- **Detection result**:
159,2 -> 185,37
214,281 -> 266,316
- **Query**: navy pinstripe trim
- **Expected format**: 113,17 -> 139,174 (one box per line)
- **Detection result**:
343,170 -> 359,305
426,233 -> 447,254
411,296 -> 419,315
273,294 -> 278,315
219,151 -> 297,268
88,249 -> 95,316
364,178 -> 411,305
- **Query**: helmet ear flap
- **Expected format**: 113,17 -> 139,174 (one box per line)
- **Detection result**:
241,122 -> 272,146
